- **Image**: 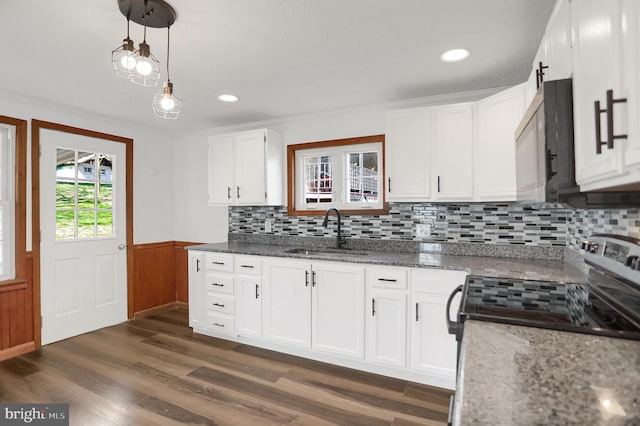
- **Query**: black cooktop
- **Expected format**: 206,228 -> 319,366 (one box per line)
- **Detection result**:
459,273 -> 640,341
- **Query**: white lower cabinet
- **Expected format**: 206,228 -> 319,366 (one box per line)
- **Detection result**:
263,259 -> 312,348
410,269 -> 467,390
366,267 -> 408,368
187,250 -> 204,328
189,251 -> 465,390
263,258 -> 365,359
236,256 -> 263,339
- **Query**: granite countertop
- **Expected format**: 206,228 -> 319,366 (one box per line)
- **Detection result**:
455,320 -> 640,426
186,241 -> 586,282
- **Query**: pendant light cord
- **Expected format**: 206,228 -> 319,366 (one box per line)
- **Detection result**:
142,0 -> 148,42
166,26 -> 171,82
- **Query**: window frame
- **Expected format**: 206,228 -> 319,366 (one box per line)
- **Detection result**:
0,116 -> 27,287
287,134 -> 388,216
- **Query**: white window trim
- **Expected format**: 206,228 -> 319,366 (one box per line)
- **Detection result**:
295,142 -> 383,211
0,125 -> 16,281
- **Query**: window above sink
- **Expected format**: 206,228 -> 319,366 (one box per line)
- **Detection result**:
287,134 -> 388,216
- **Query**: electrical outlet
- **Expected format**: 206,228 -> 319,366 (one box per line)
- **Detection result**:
265,219 -> 273,233
416,224 -> 431,238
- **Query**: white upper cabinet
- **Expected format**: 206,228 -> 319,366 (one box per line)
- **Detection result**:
544,0 -> 573,82
385,108 -> 432,201
208,128 -> 283,206
432,103 -> 475,201
572,0 -> 640,190
476,83 -> 527,201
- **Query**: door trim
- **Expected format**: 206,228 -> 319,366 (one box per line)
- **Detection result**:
31,119 -> 134,347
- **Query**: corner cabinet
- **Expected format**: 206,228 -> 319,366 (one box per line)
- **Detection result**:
572,0 -> 640,191
207,128 -> 283,206
188,250 -> 466,390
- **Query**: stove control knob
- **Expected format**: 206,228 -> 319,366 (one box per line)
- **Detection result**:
589,242 -> 599,254
581,240 -> 592,251
627,256 -> 640,270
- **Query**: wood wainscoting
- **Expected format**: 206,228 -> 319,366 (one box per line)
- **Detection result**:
131,241 -> 200,318
0,253 -> 35,361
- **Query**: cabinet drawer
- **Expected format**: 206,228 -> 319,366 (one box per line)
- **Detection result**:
236,256 -> 262,276
205,274 -> 234,295
205,253 -> 234,272
412,269 -> 467,295
367,267 -> 408,290
204,312 -> 235,335
205,293 -> 235,315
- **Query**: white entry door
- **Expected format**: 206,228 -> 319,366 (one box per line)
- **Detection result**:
40,129 -> 127,345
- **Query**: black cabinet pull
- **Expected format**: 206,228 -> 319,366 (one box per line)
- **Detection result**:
305,270 -> 309,287
372,298 -> 376,316
237,185 -> 240,199
213,323 -> 225,328
212,283 -> 224,287
595,100 -> 607,154
213,303 -> 225,308
377,278 -> 397,282
255,284 -> 259,299
312,271 -> 317,287
240,264 -> 254,269
605,89 -> 627,150
196,258 -> 200,272
212,261 -> 225,265
545,149 -> 557,181
415,302 -> 419,321
388,177 -> 391,193
227,186 -> 231,200
535,61 -> 548,89
437,176 -> 441,193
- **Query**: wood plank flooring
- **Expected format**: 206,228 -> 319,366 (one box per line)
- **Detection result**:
0,307 -> 452,425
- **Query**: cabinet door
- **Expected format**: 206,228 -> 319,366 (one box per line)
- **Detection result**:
235,130 -> 267,205
410,269 -> 466,390
621,0 -> 640,172
385,109 -> 432,201
476,84 -> 526,201
433,104 -> 474,200
208,135 -> 235,205
368,289 -> 407,368
187,251 -> 204,328
263,259 -> 312,348
572,0 -> 624,187
236,274 -> 262,339
312,262 -> 365,359
544,0 -> 572,81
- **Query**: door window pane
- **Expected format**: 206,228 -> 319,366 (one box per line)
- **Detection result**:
56,148 -> 115,240
304,155 -> 333,204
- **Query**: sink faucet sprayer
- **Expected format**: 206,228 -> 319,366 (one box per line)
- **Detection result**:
322,208 -> 346,249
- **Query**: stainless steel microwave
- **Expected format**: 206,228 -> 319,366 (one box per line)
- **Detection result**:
515,78 -> 639,208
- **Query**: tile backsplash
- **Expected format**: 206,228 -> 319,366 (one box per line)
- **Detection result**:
229,203 -> 639,250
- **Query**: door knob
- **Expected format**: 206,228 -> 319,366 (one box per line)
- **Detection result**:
118,243 -> 126,250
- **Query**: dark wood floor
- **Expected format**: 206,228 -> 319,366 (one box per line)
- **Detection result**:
0,307 -> 452,425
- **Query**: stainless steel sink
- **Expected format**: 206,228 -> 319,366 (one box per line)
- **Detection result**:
283,247 -> 369,256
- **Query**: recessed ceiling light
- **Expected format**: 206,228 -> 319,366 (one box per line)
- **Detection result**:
440,48 -> 470,63
218,94 -> 239,102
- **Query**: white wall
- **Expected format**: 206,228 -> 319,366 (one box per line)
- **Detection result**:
173,88 -> 502,243
0,91 -> 175,248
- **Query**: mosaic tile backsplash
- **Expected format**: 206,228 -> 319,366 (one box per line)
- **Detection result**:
229,204 -> 639,249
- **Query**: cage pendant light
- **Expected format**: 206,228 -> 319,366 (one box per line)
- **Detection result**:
112,18 -> 136,79
153,26 -> 182,119
130,1 -> 160,87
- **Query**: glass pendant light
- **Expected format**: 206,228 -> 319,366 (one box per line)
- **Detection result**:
112,18 -> 136,79
130,1 -> 160,87
153,26 -> 182,119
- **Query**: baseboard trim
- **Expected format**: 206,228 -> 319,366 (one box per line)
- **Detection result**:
0,341 -> 36,361
133,301 -> 184,319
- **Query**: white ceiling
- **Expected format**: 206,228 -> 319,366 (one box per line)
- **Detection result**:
0,0 -> 555,134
